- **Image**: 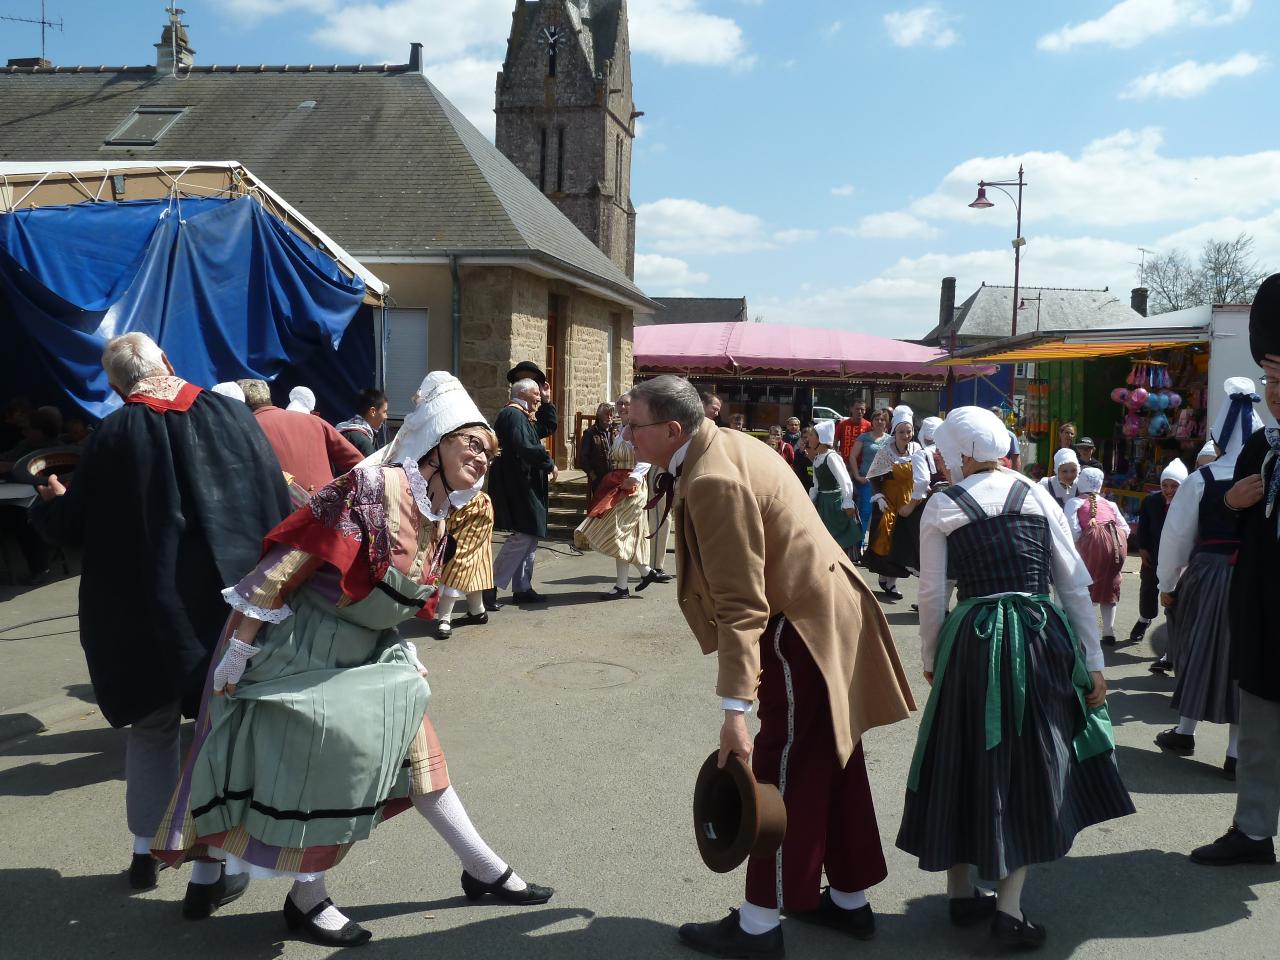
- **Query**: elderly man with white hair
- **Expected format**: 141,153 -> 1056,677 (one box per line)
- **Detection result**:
30,332 -> 290,913
488,361 -> 558,603
897,406 -> 1133,950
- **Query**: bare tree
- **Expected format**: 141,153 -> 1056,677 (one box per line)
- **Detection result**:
1144,248 -> 1200,315
1198,233 -> 1267,305
1144,232 -> 1270,314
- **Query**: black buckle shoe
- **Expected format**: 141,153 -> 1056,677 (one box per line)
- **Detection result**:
453,611 -> 489,628
283,894 -> 372,947
790,888 -> 874,940
677,909 -> 785,959
128,853 -> 158,891
1155,729 -> 1195,755
482,588 -> 503,612
1149,656 -> 1171,674
460,867 -> 554,905
1190,825 -> 1275,866
1128,621 -> 1150,644
949,889 -> 998,927
600,587 -> 631,600
991,910 -> 1046,948
1101,635 -> 1117,647
182,865 -> 249,919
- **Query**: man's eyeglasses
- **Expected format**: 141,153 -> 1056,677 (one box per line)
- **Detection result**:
621,421 -> 668,436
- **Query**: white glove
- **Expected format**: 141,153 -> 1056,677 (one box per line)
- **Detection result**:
403,640 -> 428,675
871,493 -> 888,510
213,639 -> 259,693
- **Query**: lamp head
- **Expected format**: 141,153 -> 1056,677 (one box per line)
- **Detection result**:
968,185 -> 995,209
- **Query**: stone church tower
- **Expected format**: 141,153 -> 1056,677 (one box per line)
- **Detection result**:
496,0 -> 639,279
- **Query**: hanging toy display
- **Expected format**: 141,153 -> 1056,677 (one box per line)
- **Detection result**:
1123,411 -> 1142,437
1148,411 -> 1172,437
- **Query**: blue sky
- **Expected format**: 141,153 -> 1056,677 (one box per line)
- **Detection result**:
5,0 -> 1276,336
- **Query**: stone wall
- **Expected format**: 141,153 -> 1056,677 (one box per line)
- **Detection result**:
461,266 -> 525,419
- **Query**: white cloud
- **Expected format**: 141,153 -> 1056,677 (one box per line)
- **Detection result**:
775,228 -> 819,244
824,21 -> 844,39
1121,52 -> 1264,100
842,211 -> 941,239
223,0 -> 334,17
1154,208 -> 1280,271
754,234 -> 1144,336
630,0 -> 752,68
884,6 -> 958,49
830,184 -> 856,197
308,1 -> 512,60
635,254 -> 711,293
1038,0 -> 1252,52
907,128 -> 1280,229
637,198 -> 774,254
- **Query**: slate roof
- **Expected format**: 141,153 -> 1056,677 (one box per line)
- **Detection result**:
652,297 -> 749,325
0,60 -> 651,308
923,284 -> 1142,343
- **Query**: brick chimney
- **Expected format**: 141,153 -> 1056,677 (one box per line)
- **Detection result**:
1130,286 -> 1149,317
938,276 -> 957,336
155,8 -> 196,71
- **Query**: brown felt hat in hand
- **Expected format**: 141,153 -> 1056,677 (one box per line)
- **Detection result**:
692,750 -> 787,873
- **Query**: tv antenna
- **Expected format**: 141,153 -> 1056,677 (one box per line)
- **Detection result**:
0,2 -> 63,62
1133,246 -> 1156,284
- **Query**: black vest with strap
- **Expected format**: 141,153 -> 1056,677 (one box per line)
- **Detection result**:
943,479 -> 1053,600
1194,466 -> 1241,557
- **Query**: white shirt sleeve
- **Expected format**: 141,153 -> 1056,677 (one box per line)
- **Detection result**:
917,494 -> 950,672
720,696 -> 753,713
1063,497 -> 1084,539
910,448 -> 932,501
1027,479 -> 1105,672
824,450 -> 856,509
1157,470 -> 1204,593
630,460 -> 651,481
1113,502 -> 1131,536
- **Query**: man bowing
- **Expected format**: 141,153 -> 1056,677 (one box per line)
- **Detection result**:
626,375 -> 915,959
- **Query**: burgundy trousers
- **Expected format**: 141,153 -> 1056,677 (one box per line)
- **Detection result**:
745,617 -> 888,911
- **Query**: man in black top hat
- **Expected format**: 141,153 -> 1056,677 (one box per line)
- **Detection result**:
489,361 -> 558,602
1074,437 -> 1104,472
1191,273 -> 1280,867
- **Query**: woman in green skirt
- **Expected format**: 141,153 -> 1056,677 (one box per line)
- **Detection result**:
805,419 -> 863,560
155,372 -> 552,947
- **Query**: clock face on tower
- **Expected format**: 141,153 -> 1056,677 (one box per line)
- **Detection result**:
542,25 -> 563,54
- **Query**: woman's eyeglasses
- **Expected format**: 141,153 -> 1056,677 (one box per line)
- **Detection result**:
455,434 -> 491,457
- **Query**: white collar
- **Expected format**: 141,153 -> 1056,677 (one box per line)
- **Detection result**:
669,436 -> 694,475
511,397 -> 529,411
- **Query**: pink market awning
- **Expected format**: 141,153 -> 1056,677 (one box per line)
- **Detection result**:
635,322 -> 991,380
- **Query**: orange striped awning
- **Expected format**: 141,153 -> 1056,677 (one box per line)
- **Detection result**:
928,334 -> 1208,366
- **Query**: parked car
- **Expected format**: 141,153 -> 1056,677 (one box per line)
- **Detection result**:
811,405 -> 841,422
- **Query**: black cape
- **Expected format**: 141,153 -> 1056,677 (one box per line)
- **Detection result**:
30,387 -> 289,727
490,402 -> 557,537
1136,491 -> 1169,555
1229,429 -> 1280,703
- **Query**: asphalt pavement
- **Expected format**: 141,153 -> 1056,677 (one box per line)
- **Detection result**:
1,542 -> 1277,959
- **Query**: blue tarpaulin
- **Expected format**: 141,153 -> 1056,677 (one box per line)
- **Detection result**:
0,196 -> 373,420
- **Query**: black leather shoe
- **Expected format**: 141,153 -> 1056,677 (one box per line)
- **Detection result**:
635,569 -> 673,592
1149,656 -> 1171,674
884,586 -> 904,601
1101,635 -> 1117,646
677,909 -> 785,959
511,590 -> 548,604
482,588 -> 503,612
283,895 -> 372,947
128,853 -> 158,890
991,910 -> 1046,948
949,889 -> 998,927
461,867 -> 554,905
1190,825 -> 1276,866
1128,621 -> 1150,644
182,866 -> 249,919
1155,729 -> 1195,755
453,611 -> 489,628
600,587 -> 630,600
1224,756 -> 1238,781
791,888 -> 874,940
433,618 -> 453,638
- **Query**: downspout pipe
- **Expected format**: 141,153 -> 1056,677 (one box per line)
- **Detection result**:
449,254 -> 462,376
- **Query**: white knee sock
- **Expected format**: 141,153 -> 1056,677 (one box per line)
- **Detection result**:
189,860 -> 221,885
886,577 -> 898,590
436,595 -> 458,619
1176,716 -> 1198,736
996,866 -> 1028,920
1100,603 -> 1116,635
634,562 -> 652,577
615,559 -> 630,590
132,834 -> 152,855
465,591 -> 485,615
946,864 -> 975,899
412,787 -> 526,891
1228,724 -> 1240,758
289,875 -> 352,932
737,901 -> 780,934
828,887 -> 868,911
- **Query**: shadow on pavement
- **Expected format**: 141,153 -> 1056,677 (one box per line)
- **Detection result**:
0,723 -> 123,796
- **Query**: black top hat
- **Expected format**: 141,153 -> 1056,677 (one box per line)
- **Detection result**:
11,445 -> 83,486
506,361 -> 547,386
692,750 -> 786,873
1250,273 -> 1280,366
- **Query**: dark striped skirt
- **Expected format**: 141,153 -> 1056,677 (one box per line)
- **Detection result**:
896,601 -> 1135,881
888,503 -> 923,574
1170,552 -> 1239,724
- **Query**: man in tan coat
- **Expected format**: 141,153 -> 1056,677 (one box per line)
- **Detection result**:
627,376 -> 915,959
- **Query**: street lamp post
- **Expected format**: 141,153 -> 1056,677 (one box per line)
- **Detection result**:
969,164 -> 1026,338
